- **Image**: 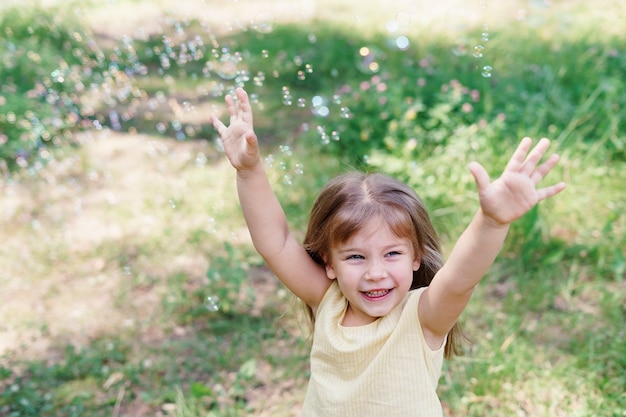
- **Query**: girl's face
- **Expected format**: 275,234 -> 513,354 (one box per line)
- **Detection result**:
325,218 -> 420,326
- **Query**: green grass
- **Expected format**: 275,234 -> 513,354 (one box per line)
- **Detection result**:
1,0 -> 625,416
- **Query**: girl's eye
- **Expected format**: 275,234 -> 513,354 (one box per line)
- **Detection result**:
386,251 -> 402,257
347,254 -> 364,260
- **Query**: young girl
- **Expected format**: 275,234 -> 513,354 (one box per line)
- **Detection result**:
211,88 -> 565,416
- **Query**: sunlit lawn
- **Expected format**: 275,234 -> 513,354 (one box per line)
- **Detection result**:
1,0 -> 625,416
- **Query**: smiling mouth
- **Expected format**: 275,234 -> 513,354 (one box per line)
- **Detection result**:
363,289 -> 391,298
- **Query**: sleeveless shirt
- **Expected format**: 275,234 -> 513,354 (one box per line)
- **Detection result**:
301,281 -> 445,416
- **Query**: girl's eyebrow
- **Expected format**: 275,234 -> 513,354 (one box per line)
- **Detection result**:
336,242 -> 411,253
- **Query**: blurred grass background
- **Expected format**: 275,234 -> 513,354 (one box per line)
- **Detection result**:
0,0 -> 624,416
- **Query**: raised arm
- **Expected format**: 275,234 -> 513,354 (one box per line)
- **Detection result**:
211,88 -> 329,307
419,137 -> 566,344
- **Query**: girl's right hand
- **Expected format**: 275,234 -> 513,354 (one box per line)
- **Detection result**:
211,87 -> 260,171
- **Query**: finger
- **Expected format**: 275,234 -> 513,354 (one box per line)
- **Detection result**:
225,94 -> 239,125
521,137 -> 551,175
235,87 -> 249,106
468,161 -> 490,193
245,130 -> 258,148
210,114 -> 226,135
531,153 -> 560,184
536,181 -> 566,201
235,88 -> 253,123
504,137 -> 533,172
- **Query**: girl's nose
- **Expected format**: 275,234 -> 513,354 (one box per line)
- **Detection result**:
366,261 -> 387,280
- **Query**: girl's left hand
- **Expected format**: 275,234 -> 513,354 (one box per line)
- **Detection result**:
469,137 -> 566,225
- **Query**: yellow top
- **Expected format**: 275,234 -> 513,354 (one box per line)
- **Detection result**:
301,281 -> 445,417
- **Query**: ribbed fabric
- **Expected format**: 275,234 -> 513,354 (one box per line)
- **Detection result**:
301,281 -> 444,417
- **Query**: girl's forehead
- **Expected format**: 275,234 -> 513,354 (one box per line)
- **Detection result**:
343,218 -> 408,244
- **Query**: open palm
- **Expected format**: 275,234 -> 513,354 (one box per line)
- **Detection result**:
469,137 -> 566,225
210,88 -> 259,171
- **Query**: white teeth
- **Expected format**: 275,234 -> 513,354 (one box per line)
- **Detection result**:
365,289 -> 389,297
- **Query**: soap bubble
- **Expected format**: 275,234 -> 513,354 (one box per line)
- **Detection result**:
253,12 -> 274,33
357,46 -> 381,73
451,38 -> 470,56
253,71 -> 265,87
216,53 -> 239,80
315,106 -> 329,117
481,65 -> 493,78
472,45 -> 485,58
205,295 -> 220,312
311,95 -> 330,117
395,11 -> 412,27
395,36 -> 410,51
281,86 -> 293,105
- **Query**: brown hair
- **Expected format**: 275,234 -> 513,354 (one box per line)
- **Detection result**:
303,172 -> 462,357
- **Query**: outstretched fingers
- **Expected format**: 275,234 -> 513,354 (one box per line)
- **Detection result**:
504,137 -> 532,172
510,137 -> 566,201
521,137 -> 551,175
536,181 -> 566,202
530,152 -> 560,185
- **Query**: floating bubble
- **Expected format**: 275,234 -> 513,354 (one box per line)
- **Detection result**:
253,71 -> 265,87
481,65 -> 493,78
305,63 -> 313,73
310,95 -> 330,117
451,38 -> 469,56
297,98 -> 307,107
216,53 -> 239,80
340,107 -> 351,119
395,11 -> 412,27
294,163 -> 304,175
279,144 -> 292,155
317,125 -> 330,144
281,86 -> 293,105
311,95 -> 324,107
261,49 -> 269,58
315,106 -> 329,117
297,70 -> 306,80
253,11 -> 274,33
357,46 -> 381,73
205,295 -> 220,312
395,36 -> 410,51
472,45 -> 485,58
195,153 -> 207,167
386,20 -> 399,33
331,131 -> 340,141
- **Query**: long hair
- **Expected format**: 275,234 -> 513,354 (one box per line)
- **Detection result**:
303,172 -> 462,357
